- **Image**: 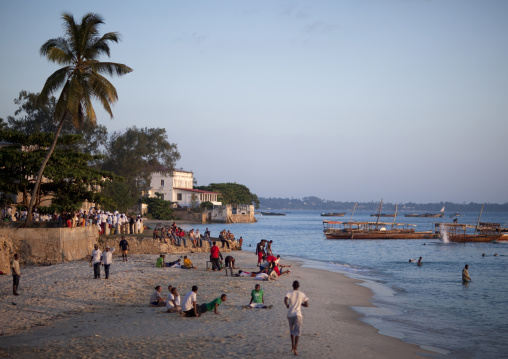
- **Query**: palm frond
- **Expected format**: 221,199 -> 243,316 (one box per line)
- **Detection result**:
54,80 -> 70,121
40,38 -> 74,65
86,32 -> 120,58
89,61 -> 133,77
88,72 -> 117,117
39,67 -> 70,103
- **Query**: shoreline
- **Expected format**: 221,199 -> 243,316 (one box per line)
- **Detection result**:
0,251 -> 434,358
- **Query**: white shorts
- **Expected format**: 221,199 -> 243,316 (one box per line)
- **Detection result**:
288,316 -> 303,336
249,303 -> 265,308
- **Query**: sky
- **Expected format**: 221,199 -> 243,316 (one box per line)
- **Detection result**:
1,0 -> 507,204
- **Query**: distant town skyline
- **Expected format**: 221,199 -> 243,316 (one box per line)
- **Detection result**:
1,1 -> 507,204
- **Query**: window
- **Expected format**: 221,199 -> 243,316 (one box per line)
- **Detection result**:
177,193 -> 182,201
161,179 -> 164,187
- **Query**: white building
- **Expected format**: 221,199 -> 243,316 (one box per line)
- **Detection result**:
146,168 -> 221,208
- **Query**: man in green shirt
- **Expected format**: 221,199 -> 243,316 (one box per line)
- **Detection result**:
199,294 -> 227,315
244,284 -> 272,309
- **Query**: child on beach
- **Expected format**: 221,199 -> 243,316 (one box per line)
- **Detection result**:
166,287 -> 181,313
150,286 -> 166,307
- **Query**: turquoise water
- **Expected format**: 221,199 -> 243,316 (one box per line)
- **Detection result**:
178,210 -> 508,358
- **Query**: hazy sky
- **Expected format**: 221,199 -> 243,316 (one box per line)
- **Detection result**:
1,0 -> 507,203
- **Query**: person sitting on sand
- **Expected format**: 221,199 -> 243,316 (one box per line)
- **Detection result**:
182,285 -> 200,317
150,286 -> 166,307
243,284 -> 272,309
199,294 -> 227,315
156,254 -> 165,268
182,255 -> 197,269
224,255 -> 236,269
166,287 -> 181,313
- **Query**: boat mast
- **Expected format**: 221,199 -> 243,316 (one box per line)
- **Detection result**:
349,202 -> 357,222
376,199 -> 383,229
391,203 -> 398,228
474,203 -> 485,235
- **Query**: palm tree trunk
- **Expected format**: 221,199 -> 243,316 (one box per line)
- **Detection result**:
26,114 -> 66,223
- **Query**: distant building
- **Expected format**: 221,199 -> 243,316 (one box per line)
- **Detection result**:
145,168 -> 221,208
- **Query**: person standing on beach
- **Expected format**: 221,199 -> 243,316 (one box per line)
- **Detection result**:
182,286 -> 200,317
462,264 -> 471,283
284,280 -> 309,356
266,240 -> 273,256
101,246 -> 115,279
256,240 -> 266,266
11,253 -> 21,296
210,241 -> 222,271
90,244 -> 102,279
119,236 -> 129,262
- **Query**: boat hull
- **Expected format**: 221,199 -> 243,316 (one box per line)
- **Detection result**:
321,212 -> 346,217
325,231 -> 437,240
445,235 -> 502,243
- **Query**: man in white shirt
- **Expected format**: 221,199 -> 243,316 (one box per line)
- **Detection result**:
101,246 -> 115,279
181,285 -> 200,317
284,280 -> 309,356
89,244 -> 102,279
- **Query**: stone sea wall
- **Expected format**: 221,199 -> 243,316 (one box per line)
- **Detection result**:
0,226 -> 99,273
99,235 -> 239,256
0,227 -> 240,274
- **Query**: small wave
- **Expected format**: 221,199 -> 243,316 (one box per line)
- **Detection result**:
328,262 -> 371,273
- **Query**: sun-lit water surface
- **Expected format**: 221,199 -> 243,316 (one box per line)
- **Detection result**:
177,210 -> 508,358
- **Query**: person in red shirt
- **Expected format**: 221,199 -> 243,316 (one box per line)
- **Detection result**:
210,241 -> 223,271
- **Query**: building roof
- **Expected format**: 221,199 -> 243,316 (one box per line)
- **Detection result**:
174,188 -> 221,195
145,164 -> 193,174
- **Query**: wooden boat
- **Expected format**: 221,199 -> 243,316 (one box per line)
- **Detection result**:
321,212 -> 346,217
405,206 -> 445,218
259,211 -> 286,216
323,221 -> 437,239
434,222 -> 503,242
370,213 -> 396,217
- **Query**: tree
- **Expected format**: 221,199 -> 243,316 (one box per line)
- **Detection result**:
140,192 -> 174,220
100,180 -> 137,214
0,130 -> 119,213
27,12 -> 132,222
190,193 -> 199,210
195,182 -> 260,208
6,90 -> 108,162
102,126 -> 180,200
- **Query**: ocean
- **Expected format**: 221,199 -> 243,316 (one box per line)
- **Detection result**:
178,210 -> 508,358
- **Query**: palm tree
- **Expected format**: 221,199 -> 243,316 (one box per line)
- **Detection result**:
26,12 -> 132,221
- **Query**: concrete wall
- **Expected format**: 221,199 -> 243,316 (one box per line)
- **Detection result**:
0,235 -> 14,274
0,226 -> 99,271
209,205 -> 256,223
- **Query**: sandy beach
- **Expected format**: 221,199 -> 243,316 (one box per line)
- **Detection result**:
0,250 -> 432,358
